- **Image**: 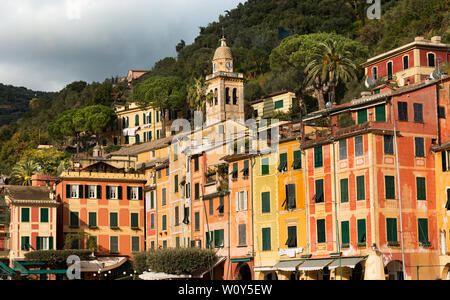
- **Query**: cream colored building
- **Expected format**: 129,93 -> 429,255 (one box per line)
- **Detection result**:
251,91 -> 297,120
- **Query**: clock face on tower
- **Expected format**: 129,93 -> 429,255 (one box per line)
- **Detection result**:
226,62 -> 232,70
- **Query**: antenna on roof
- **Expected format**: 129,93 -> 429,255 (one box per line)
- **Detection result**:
221,26 -> 225,38
365,76 -> 376,89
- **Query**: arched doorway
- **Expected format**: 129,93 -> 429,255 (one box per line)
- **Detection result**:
263,271 -> 278,280
235,263 -> 252,281
350,263 -> 364,280
385,260 -> 404,280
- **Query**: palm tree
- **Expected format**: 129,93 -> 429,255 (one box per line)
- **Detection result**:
304,40 -> 357,110
10,161 -> 39,186
187,77 -> 213,122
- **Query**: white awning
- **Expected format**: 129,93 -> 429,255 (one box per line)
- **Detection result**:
253,266 -> 277,272
328,256 -> 366,270
80,256 -> 127,273
273,259 -> 304,272
297,258 -> 335,271
139,271 -> 193,280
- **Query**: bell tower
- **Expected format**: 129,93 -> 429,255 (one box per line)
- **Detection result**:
205,37 -> 245,125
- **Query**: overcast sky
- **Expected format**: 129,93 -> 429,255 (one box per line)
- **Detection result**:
0,0 -> 245,92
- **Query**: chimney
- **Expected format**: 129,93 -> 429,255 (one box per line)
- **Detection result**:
415,36 -> 425,42
431,36 -> 442,44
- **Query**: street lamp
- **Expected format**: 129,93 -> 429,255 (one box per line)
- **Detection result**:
326,101 -> 342,280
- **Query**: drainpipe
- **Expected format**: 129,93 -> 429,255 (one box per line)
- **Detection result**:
251,156 -> 255,280
392,98 -> 407,280
436,82 -> 441,146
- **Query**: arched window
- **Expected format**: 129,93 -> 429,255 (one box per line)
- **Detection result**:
232,88 -> 238,105
387,62 -> 393,80
225,88 -> 230,105
126,117 -> 129,128
372,67 -> 378,80
214,89 -> 218,106
428,53 -> 436,67
135,134 -> 140,144
403,56 -> 409,70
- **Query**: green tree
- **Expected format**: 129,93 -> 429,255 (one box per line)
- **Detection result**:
133,76 -> 186,138
48,110 -> 81,153
304,40 -> 358,109
18,148 -> 68,176
10,160 -> 39,186
187,77 -> 213,121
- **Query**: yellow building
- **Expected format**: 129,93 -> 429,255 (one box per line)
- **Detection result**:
251,91 -> 297,120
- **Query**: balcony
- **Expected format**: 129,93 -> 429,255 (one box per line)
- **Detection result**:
203,165 -> 229,198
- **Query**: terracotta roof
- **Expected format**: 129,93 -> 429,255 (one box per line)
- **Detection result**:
5,186 -> 52,201
108,136 -> 173,157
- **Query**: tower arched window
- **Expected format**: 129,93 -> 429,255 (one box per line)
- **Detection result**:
214,89 -> 218,106
226,88 -> 230,105
233,88 -> 238,105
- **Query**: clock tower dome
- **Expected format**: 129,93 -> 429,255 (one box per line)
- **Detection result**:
205,37 -> 245,124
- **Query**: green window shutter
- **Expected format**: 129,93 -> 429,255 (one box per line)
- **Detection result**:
85,185 -> 89,199
242,160 -> 249,176
317,219 -> 326,243
355,136 -> 364,156
110,236 -> 118,253
375,105 -> 386,122
356,176 -> 365,201
66,184 -> 71,198
293,150 -> 301,169
194,212 -> 199,231
138,187 -> 143,200
132,236 -> 140,252
314,147 -> 323,168
127,187 -> 131,200
385,176 -> 396,199
163,241 -> 168,249
415,137 -> 424,157
131,213 -> 139,228
278,153 -> 288,172
314,179 -> 324,203
418,219 -> 429,243
261,158 -> 269,175
386,218 -> 398,243
135,115 -> 139,126
358,109 -> 368,124
416,177 -> 426,200
232,163 -> 238,179
175,175 -> 179,193
79,185 -> 83,199
97,185 -> 102,199
143,113 -> 146,125
36,237 -> 41,251
150,213 -> 155,229
89,212 -> 97,227
262,192 -> 270,213
162,215 -> 167,231
262,228 -> 271,251
341,221 -> 350,246
21,208 -> 30,222
40,208 -> 49,223
106,186 -> 110,199
357,219 -> 366,244
442,151 -> 448,172
274,100 -> 284,109
110,213 -> 118,227
49,237 -> 54,250
150,192 -> 154,209
286,226 -> 297,248
340,179 -> 349,203
118,186 -> 123,200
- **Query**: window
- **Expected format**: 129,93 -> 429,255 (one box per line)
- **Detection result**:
232,163 -> 238,179
384,135 -> 394,155
418,219 -> 429,245
132,237 -> 140,252
40,208 -> 49,223
398,102 -> 408,121
317,219 -> 326,244
218,197 -> 224,214
128,187 -> 141,200
278,153 -> 287,172
339,140 -> 347,160
427,53 -> 435,67
194,157 -> 199,171
151,241 -> 155,249
162,240 -> 167,249
438,106 -> 446,119
175,207 -> 180,226
157,130 -> 160,140
174,175 -> 179,193
194,183 -> 200,200
209,198 -> 214,216
385,176 -> 396,199
150,213 -> 155,229
416,177 -> 426,200
356,176 -> 366,201
262,228 -> 271,251
110,236 -> 119,253
233,88 -> 238,105
314,146 -> 323,168
242,160 -> 250,177
375,105 -> 386,122
176,237 -> 180,248
135,134 -> 141,144
131,213 -> 139,228
355,136 -> 364,157
236,191 -> 248,211
372,67 -> 378,80
68,184 -> 81,199
135,114 -> 139,126
286,226 -> 297,248
283,184 -> 296,210
387,61 -> 393,80
403,56 -> 409,70
413,103 -> 423,123
183,206 -> 190,225
340,178 -> 349,203
110,213 -> 118,228
387,218 -> 398,245
21,236 -> 30,251
225,87 -> 231,104
415,137 -> 425,157
107,186 -> 118,200
238,224 -> 247,246
261,158 -> 269,175
194,212 -> 200,231
314,179 -> 324,203
88,212 -> 97,227
341,221 -> 350,248
70,212 -> 79,227
162,215 -> 167,231
173,144 -> 178,161
214,229 -> 225,248
262,192 -> 271,213
293,150 -> 302,169
446,189 -> 450,210
125,136 -> 129,145
88,185 -> 97,199
357,109 -> 368,124
162,188 -> 167,206
274,100 -> 284,110
36,237 -> 53,251
357,219 -> 367,246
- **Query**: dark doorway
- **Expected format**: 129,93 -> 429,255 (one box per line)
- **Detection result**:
264,271 -> 278,280
351,263 -> 364,280
236,263 -> 252,281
